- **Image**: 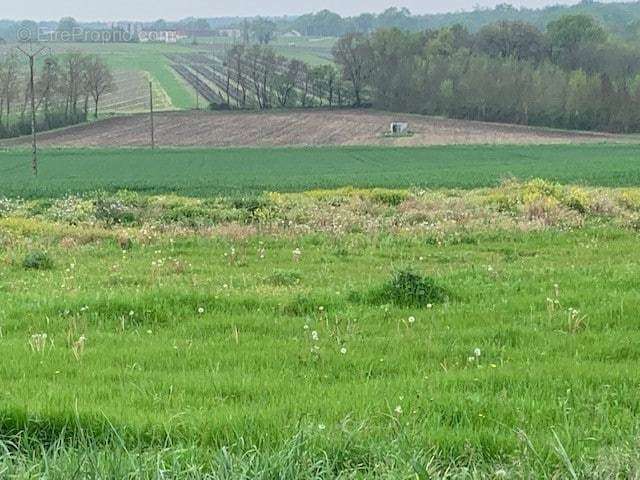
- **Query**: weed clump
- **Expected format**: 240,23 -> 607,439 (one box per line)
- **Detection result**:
361,268 -> 448,308
265,269 -> 302,287
23,251 -> 54,270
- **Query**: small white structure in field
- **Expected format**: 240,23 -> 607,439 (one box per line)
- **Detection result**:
390,122 -> 409,134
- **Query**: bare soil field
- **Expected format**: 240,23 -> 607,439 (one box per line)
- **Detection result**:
3,109 -> 629,148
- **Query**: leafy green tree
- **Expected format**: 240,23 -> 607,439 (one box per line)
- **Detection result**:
294,10 -> 344,37
476,21 -> 548,62
252,18 -> 276,45
151,19 -> 168,31
57,17 -> 81,41
547,14 -> 607,68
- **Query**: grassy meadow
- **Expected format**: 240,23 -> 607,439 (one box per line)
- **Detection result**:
2,167 -> 640,476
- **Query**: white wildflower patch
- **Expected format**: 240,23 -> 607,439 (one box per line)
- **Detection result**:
71,335 -> 87,361
29,333 -> 48,354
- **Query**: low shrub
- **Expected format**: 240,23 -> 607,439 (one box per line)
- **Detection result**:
23,251 -> 54,270
562,186 -> 590,213
368,189 -> 411,207
360,268 -> 448,308
94,198 -> 138,225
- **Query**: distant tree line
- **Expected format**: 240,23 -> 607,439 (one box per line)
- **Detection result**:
332,14 -> 640,133
6,1 -> 640,45
0,52 -> 114,138
289,3 -> 640,40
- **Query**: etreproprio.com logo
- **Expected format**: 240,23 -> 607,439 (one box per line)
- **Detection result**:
16,26 -> 137,43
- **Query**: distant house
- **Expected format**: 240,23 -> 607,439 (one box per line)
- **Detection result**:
281,30 -> 302,38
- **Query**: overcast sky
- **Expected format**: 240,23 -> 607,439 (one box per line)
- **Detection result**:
5,0 -> 589,22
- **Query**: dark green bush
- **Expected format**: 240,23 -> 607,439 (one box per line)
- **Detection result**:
370,189 -> 410,207
23,251 -> 54,270
362,269 -> 448,308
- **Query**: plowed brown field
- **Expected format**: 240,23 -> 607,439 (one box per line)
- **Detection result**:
4,109 -> 627,148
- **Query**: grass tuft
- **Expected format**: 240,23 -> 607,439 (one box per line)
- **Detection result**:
360,268 -> 448,308
264,269 -> 302,287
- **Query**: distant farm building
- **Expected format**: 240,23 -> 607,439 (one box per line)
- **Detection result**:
281,30 -> 303,38
390,122 -> 409,134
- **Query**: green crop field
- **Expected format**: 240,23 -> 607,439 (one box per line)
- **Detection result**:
3,144 -> 640,477
2,144 -> 640,199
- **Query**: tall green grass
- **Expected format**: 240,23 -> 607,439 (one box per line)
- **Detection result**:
2,221 -> 640,475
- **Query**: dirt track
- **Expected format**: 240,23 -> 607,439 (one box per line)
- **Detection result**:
3,110 -> 627,148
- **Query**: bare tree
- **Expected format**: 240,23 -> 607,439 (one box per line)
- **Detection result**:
84,55 -> 114,118
62,52 -> 86,120
36,57 -> 61,128
273,58 -> 302,107
247,46 -> 264,109
332,33 -> 373,106
246,45 -> 276,109
0,53 -> 20,123
223,50 -> 234,106
259,48 -> 276,109
228,44 -> 247,108
299,64 -> 312,107
324,66 -> 338,107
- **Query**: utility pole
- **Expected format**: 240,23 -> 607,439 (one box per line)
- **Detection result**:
17,45 -> 46,176
149,81 -> 155,149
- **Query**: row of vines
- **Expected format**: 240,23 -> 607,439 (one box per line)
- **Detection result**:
167,45 -> 356,110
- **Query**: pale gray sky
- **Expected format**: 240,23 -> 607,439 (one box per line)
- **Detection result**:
6,0 -> 585,21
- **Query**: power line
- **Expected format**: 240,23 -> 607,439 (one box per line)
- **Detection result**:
16,44 -> 47,177
149,81 -> 155,149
